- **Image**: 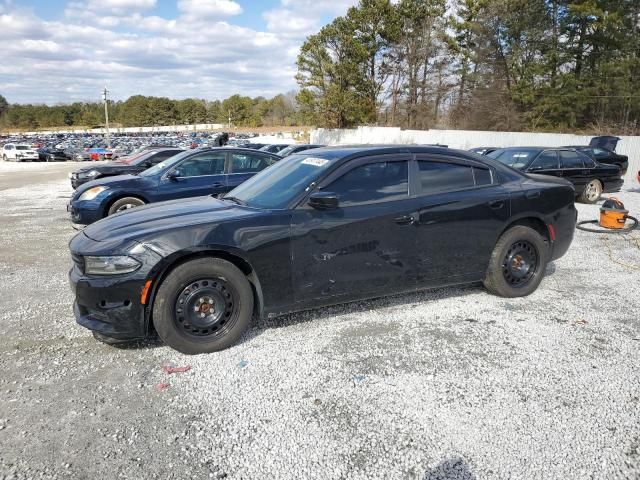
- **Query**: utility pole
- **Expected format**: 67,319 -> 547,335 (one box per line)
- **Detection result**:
102,86 -> 111,148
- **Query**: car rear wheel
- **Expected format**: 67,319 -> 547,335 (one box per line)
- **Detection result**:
483,225 -> 548,298
152,258 -> 254,354
107,197 -> 145,216
579,179 -> 602,204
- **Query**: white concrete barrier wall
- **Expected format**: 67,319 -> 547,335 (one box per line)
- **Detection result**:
311,126 -> 640,182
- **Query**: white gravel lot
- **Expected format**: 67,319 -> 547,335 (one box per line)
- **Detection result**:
0,162 -> 639,479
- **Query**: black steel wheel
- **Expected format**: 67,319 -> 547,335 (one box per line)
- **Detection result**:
501,240 -> 538,287
173,278 -> 237,338
484,225 -> 548,297
153,258 -> 254,354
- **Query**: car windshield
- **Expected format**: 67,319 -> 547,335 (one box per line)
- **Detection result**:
138,150 -> 193,177
487,148 -> 541,169
128,151 -> 157,166
276,145 -> 299,157
16,146 -> 30,150
225,154 -> 335,209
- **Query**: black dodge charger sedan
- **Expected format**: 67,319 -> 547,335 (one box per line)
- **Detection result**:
487,147 -> 623,203
69,146 -> 577,354
69,148 -> 184,189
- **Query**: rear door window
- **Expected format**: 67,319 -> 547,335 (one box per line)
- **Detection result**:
230,153 -> 277,173
559,151 -> 585,169
417,161 -> 475,195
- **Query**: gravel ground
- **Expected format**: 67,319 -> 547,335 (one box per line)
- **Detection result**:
0,162 -> 639,480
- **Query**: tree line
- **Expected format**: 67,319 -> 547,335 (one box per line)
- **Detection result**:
2,0 -> 638,134
296,0 -> 640,133
0,93 -> 301,130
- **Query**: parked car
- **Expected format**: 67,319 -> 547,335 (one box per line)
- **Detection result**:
38,147 -> 74,162
277,144 -> 325,157
68,145 -> 577,354
67,147 -> 281,225
562,146 -> 629,175
469,147 -> 498,156
487,147 -> 623,203
259,144 -> 291,154
69,148 -> 184,189
2,144 -> 39,162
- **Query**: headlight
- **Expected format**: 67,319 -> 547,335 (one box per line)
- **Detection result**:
84,256 -> 141,275
87,170 -> 100,177
78,186 -> 108,201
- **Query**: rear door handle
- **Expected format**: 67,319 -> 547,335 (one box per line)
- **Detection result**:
394,215 -> 415,225
525,190 -> 541,199
488,200 -> 504,209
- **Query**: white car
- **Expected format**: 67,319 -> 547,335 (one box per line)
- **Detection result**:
2,144 -> 40,162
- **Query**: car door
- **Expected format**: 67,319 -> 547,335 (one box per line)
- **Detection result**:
227,152 -> 278,192
412,155 -> 511,285
290,154 -> 418,304
156,151 -> 227,201
558,150 -> 588,192
526,150 -> 562,177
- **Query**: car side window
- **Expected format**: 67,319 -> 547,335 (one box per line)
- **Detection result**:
529,151 -> 558,170
230,153 -> 276,173
417,161 -> 475,195
174,153 -> 225,178
473,167 -> 493,186
326,161 -> 409,207
559,151 -> 585,169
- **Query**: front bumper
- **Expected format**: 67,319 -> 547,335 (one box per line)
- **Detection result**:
69,247 -> 161,340
67,201 -> 103,225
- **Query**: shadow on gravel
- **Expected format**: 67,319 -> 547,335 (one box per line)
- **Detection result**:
423,457 -> 476,480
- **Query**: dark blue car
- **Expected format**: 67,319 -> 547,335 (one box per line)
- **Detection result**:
67,147 -> 281,225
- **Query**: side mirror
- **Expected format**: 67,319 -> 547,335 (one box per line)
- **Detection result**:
142,160 -> 152,168
167,170 -> 180,181
309,192 -> 339,210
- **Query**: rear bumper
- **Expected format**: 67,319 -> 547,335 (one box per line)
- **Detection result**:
550,204 -> 577,261
603,178 -> 624,194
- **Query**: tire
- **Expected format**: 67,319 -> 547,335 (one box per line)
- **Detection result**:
153,258 -> 254,354
107,197 -> 145,216
483,225 -> 548,298
579,179 -> 602,204
1,155 -> 6,162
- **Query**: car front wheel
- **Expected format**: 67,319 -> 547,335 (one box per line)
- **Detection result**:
107,197 -> 145,216
152,258 -> 254,354
483,225 -> 548,298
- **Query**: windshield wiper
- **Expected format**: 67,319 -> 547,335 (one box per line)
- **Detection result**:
221,196 -> 246,206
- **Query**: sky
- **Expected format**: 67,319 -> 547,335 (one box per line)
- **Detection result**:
0,0 -> 358,105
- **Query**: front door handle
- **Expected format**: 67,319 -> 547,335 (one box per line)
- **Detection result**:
394,215 -> 415,225
488,200 -> 504,209
211,182 -> 225,188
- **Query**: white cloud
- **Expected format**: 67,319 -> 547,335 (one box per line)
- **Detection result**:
177,0 -> 243,18
0,0 -> 357,105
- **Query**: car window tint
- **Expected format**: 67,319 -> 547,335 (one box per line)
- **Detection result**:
559,150 -> 585,169
176,153 -> 225,177
473,167 -> 492,186
418,161 -> 474,194
529,151 -> 558,170
230,153 -> 276,173
327,161 -> 408,207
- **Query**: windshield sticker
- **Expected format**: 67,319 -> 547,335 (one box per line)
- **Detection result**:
302,157 -> 329,167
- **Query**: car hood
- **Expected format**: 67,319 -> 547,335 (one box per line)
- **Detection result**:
76,163 -> 138,175
82,196 -> 258,243
73,174 -> 142,199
